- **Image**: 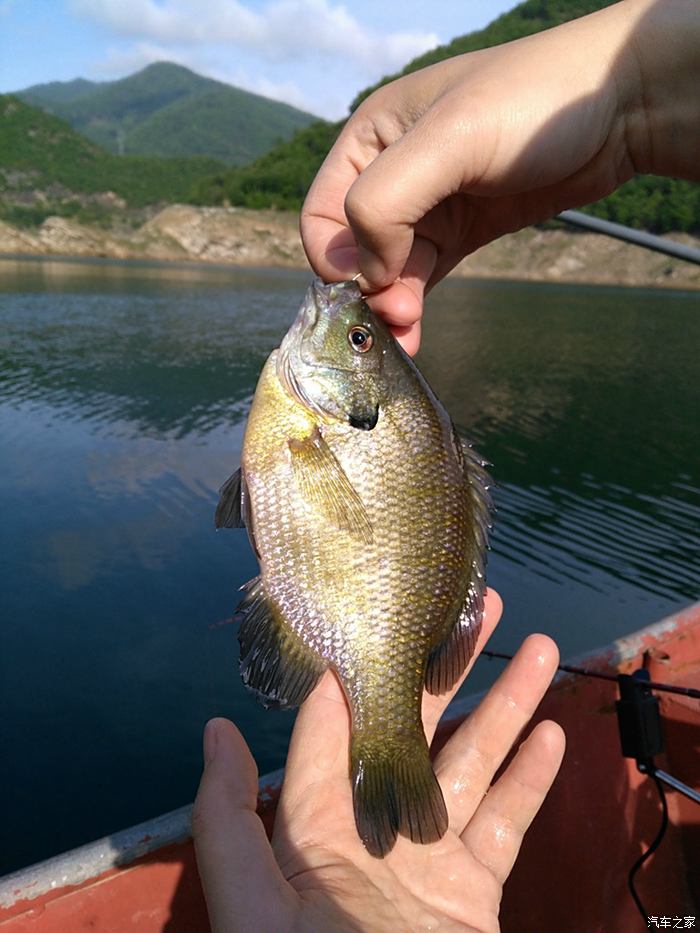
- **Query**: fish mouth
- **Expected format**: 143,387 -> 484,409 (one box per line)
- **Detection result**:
299,278 -> 364,364
283,277 -> 345,348
313,277 -> 362,310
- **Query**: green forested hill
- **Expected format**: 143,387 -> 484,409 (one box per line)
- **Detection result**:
17,62 -> 317,165
190,120 -> 343,210
194,0 -> 699,234
0,96 -> 225,219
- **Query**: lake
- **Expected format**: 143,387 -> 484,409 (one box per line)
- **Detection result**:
1,256 -> 698,875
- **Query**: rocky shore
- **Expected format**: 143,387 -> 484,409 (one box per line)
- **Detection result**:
1,204 -> 698,290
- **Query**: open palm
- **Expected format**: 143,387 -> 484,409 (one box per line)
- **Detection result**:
193,590 -> 564,932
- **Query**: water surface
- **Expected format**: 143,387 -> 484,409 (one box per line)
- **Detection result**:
1,257 -> 697,874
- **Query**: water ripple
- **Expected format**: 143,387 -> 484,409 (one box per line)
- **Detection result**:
493,479 -> 700,601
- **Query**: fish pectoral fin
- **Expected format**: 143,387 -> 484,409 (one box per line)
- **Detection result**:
425,582 -> 485,695
235,576 -> 326,710
288,430 -> 373,544
215,467 -> 247,529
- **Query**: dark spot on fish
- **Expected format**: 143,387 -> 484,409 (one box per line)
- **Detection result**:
349,407 -> 379,431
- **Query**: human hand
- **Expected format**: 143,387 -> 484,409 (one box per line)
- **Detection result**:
193,590 -> 565,932
301,0 -> 700,355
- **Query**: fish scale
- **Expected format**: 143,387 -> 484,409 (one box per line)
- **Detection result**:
217,278 -> 491,857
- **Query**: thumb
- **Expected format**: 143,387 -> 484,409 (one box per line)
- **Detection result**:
192,718 -> 296,932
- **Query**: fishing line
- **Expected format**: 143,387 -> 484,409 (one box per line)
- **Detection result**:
481,649 -> 700,699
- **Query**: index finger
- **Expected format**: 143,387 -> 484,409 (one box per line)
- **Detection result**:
300,119 -> 378,282
433,633 -> 560,834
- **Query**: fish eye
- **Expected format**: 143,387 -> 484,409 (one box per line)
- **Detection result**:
348,326 -> 373,353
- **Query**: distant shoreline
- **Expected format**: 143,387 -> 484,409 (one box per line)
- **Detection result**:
1,204 -> 698,291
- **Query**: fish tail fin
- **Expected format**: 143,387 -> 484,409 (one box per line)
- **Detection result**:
350,733 -> 448,858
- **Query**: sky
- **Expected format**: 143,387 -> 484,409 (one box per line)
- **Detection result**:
0,0 -> 514,119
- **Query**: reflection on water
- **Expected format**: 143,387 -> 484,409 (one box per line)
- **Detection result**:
421,279 -> 699,604
0,263 -> 290,437
1,258 -> 698,874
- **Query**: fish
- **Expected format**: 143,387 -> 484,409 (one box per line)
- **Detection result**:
215,278 -> 491,858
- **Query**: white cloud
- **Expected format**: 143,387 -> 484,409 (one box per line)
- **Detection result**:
71,0 -> 260,45
70,0 -> 438,73
245,76 -> 311,113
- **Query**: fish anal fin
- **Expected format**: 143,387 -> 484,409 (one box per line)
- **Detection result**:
425,584 -> 485,695
351,734 -> 448,858
235,576 -> 326,709
215,467 -> 247,529
288,429 -> 373,544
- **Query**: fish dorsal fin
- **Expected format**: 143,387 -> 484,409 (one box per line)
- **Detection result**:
215,467 -> 245,529
235,576 -> 326,709
288,428 -> 373,544
425,425 -> 492,695
424,583 -> 485,695
458,433 -> 493,559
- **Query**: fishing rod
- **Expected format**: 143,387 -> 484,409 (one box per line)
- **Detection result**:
556,209 -> 700,266
481,649 -> 700,700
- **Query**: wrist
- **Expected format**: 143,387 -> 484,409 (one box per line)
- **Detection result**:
620,0 -> 700,179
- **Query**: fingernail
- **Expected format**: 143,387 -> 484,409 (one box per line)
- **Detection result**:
203,719 -> 218,765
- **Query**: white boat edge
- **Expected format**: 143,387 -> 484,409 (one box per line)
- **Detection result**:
1,601 -> 695,911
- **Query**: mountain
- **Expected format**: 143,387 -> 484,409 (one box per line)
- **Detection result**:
20,77 -> 98,106
16,63 -> 317,165
192,0 -> 699,234
0,95 -> 225,220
